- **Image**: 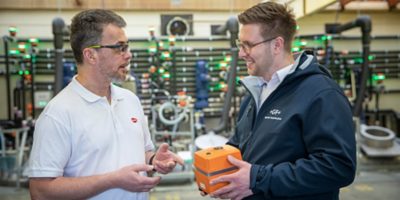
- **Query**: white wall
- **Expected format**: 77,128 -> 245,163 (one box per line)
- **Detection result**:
297,11 -> 400,37
0,10 -> 239,38
2,9 -> 400,38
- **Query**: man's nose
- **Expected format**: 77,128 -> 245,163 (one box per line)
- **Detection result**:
238,47 -> 247,58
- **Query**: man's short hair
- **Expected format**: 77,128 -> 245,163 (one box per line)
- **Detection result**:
70,9 -> 126,64
238,2 -> 297,52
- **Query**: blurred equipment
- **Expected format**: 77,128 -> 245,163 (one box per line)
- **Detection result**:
150,93 -> 195,183
360,124 -> 400,157
194,131 -> 228,150
195,16 -> 239,149
326,16 -> 400,158
0,127 -> 30,189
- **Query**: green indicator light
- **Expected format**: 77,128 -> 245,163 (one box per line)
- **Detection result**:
23,54 -> 31,59
372,73 -> 385,81
161,51 -> 171,60
219,62 -> 227,67
293,39 -> 307,46
9,26 -> 18,37
291,47 -> 300,52
217,62 -> 228,70
216,82 -> 227,90
368,55 -> 375,61
162,73 -> 170,79
148,47 -> 157,53
296,25 -> 300,30
18,70 -> 23,75
29,38 -> 40,46
354,57 -> 363,64
158,68 -> 165,74
25,70 -> 30,75
235,76 -> 242,84
39,101 -> 47,107
18,43 -> 27,49
29,38 -> 39,43
9,27 -> 17,32
327,35 -> 332,40
9,50 -> 21,55
168,36 -> 176,43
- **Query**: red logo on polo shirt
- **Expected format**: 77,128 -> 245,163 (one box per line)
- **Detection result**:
131,117 -> 138,123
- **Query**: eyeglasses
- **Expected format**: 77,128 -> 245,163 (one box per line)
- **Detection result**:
87,43 -> 130,54
235,37 -> 276,54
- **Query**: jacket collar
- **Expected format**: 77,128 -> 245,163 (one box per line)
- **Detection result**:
240,51 -> 314,100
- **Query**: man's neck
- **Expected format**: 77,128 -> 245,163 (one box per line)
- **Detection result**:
76,70 -> 111,102
263,53 -> 294,81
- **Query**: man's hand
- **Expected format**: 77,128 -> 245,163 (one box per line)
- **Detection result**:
153,143 -> 184,174
111,164 -> 161,192
209,156 -> 253,200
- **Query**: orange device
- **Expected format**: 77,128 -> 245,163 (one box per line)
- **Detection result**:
193,145 -> 242,194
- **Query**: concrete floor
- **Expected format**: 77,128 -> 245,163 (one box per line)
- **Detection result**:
1,156 -> 400,200
152,170 -> 400,200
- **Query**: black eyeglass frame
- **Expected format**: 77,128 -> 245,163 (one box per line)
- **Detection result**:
235,37 -> 276,53
87,43 -> 130,53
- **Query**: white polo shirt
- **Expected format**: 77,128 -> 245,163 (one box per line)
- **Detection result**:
28,76 -> 154,200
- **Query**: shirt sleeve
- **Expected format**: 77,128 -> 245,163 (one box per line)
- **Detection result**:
141,113 -> 154,152
28,113 -> 72,178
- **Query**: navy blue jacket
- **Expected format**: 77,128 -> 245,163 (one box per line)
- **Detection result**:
228,51 -> 356,200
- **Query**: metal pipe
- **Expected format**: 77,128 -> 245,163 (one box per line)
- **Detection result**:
52,17 -> 65,95
212,48 -> 238,134
30,53 -> 36,118
212,16 -> 239,134
21,63 -> 26,119
325,15 -> 371,117
3,36 -> 12,120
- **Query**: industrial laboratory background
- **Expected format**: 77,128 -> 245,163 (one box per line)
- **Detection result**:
0,0 -> 400,199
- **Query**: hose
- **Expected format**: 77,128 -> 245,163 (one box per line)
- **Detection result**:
158,101 -> 187,126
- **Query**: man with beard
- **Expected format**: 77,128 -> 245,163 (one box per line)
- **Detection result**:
205,2 -> 356,200
28,9 -> 183,200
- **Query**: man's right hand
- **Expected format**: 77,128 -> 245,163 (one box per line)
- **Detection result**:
111,164 -> 161,192
29,164 -> 161,200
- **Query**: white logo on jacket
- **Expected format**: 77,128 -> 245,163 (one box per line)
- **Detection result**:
270,109 -> 281,115
265,109 -> 282,121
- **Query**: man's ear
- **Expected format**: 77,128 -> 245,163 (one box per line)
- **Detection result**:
272,36 -> 285,54
82,48 -> 97,64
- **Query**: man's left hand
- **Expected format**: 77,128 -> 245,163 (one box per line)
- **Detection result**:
153,143 -> 184,174
209,155 -> 253,200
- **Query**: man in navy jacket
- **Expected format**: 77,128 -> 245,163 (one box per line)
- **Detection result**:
208,2 -> 356,200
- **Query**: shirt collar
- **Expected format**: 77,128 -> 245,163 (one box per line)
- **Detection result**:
276,64 -> 293,83
110,83 -> 124,102
256,64 -> 293,87
70,76 -> 124,103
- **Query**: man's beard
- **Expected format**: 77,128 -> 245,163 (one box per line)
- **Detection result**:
111,64 -> 130,85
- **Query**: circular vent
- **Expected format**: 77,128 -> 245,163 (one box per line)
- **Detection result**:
166,16 -> 190,36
